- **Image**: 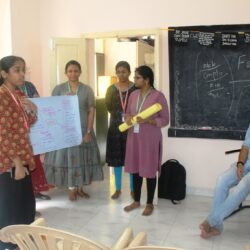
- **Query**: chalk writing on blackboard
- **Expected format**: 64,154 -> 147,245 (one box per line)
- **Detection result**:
198,32 -> 215,46
221,33 -> 238,47
245,33 -> 250,44
174,30 -> 189,43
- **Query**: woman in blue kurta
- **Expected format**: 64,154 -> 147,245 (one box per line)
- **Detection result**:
44,60 -> 103,201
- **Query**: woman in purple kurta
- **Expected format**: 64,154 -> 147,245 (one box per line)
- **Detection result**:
124,65 -> 169,216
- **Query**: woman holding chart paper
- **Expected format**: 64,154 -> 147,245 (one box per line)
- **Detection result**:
0,56 -> 37,249
124,65 -> 169,216
44,60 -> 103,201
105,61 -> 136,199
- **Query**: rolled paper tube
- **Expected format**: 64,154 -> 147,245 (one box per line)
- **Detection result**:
119,103 -> 162,132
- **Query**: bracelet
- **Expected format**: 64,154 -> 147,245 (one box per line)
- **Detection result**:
236,161 -> 244,167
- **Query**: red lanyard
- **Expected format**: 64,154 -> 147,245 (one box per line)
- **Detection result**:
2,85 -> 29,129
118,87 -> 129,113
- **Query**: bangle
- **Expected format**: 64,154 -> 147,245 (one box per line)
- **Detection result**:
236,161 -> 244,167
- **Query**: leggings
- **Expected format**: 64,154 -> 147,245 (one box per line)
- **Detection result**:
114,166 -> 133,191
133,173 -> 156,204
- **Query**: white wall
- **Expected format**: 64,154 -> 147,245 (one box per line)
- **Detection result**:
10,0 -> 42,94
11,0 -> 250,195
104,38 -> 136,79
0,0 -> 12,57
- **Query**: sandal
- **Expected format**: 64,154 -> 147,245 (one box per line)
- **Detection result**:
124,202 -> 140,212
142,204 -> 154,216
77,188 -> 90,199
111,190 -> 121,199
68,189 -> 77,201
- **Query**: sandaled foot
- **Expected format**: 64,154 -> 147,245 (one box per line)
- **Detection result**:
68,189 -> 77,201
199,220 -> 210,232
124,202 -> 140,212
142,204 -> 154,216
111,190 -> 121,199
199,220 -> 221,239
200,227 -> 221,239
77,188 -> 90,198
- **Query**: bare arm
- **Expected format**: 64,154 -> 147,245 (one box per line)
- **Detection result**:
83,107 -> 95,143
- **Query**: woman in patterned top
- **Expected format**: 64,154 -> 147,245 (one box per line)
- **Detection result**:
105,61 -> 136,199
0,56 -> 37,249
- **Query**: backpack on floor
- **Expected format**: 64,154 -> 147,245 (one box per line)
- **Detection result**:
158,159 -> 186,204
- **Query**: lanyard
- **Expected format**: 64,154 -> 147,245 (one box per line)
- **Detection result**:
118,87 -> 129,113
136,88 -> 152,113
2,84 -> 29,129
67,82 -> 79,95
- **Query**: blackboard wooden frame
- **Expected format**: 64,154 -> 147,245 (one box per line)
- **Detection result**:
168,24 -> 250,140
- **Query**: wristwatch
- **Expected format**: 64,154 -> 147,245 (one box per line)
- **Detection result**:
87,129 -> 91,134
236,161 -> 244,167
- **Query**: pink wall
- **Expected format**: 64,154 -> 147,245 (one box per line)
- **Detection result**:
10,0 -> 42,94
0,0 -> 12,57
10,0 -> 250,195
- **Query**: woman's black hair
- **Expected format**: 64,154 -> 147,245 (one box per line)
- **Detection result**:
0,55 -> 24,85
115,61 -> 131,73
135,65 -> 154,88
65,60 -> 82,73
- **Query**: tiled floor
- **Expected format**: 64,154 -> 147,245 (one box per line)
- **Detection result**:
37,168 -> 250,250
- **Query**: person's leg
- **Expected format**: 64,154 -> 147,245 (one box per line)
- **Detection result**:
124,173 -> 142,212
68,186 -> 78,201
133,173 -> 143,202
0,172 -> 18,250
200,164 -> 238,232
33,155 -> 51,200
111,166 -> 122,199
142,176 -> 156,216
20,170 -> 36,224
210,163 -> 239,214
129,174 -> 134,191
207,170 -> 250,231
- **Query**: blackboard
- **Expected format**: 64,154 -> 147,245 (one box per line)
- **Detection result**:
168,24 -> 250,140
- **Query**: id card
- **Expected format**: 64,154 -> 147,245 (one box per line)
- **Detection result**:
133,124 -> 140,133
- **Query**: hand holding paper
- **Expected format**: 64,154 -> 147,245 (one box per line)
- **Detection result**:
119,103 -> 162,132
